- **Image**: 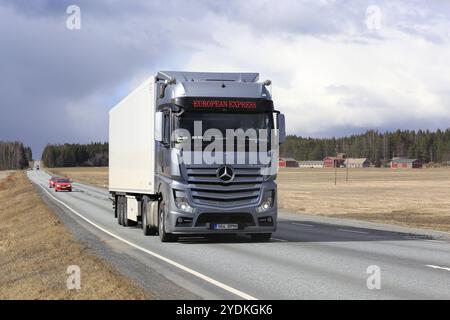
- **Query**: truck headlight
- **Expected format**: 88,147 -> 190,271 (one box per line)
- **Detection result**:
257,191 -> 274,213
174,190 -> 193,213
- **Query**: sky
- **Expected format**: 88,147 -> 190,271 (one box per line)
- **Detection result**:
1,0 -> 450,158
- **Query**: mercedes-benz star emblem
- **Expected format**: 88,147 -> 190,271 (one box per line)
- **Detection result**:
217,165 -> 234,182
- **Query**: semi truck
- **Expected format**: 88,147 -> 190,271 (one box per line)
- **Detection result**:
109,71 -> 285,242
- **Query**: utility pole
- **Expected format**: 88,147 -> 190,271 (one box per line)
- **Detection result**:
346,157 -> 349,182
334,159 -> 337,186
345,143 -> 349,182
334,145 -> 338,186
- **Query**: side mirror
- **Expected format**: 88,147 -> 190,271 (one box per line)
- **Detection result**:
277,113 -> 286,144
155,111 -> 163,142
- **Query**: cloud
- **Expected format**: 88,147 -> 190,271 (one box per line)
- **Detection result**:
184,1 -> 450,137
0,0 -> 449,157
0,0 -> 215,155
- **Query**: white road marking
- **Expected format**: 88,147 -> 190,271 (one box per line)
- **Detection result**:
271,237 -> 288,242
426,265 -> 450,272
338,229 -> 369,234
292,222 -> 314,227
34,178 -> 257,300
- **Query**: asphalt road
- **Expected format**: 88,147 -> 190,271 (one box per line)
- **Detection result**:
28,170 -> 450,299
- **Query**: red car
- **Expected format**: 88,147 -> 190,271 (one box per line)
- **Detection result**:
54,178 -> 72,192
49,176 -> 60,188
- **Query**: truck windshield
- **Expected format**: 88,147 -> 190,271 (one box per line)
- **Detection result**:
177,113 -> 273,135
175,112 -> 274,151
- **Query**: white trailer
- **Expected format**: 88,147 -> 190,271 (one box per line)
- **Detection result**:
109,77 -> 159,230
109,77 -> 156,194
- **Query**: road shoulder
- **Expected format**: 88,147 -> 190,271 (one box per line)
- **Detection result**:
0,171 -> 153,299
31,172 -> 199,300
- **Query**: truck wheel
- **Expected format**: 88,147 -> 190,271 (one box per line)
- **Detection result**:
142,198 -> 157,236
250,233 -> 272,242
158,201 -> 177,242
142,206 -> 150,235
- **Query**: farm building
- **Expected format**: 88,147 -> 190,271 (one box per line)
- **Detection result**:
323,156 -> 346,168
344,158 -> 371,168
390,158 -> 422,169
279,157 -> 299,168
298,160 -> 324,168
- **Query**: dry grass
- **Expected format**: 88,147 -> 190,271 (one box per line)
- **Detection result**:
0,171 -> 150,300
278,167 -> 450,232
46,166 -> 450,233
0,170 -> 13,182
49,167 -> 108,188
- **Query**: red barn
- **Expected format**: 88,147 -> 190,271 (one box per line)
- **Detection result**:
390,158 -> 422,169
323,157 -> 345,168
279,158 -> 298,168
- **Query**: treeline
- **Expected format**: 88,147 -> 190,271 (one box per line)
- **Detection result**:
280,129 -> 450,167
42,142 -> 108,168
39,129 -> 450,168
0,141 -> 32,170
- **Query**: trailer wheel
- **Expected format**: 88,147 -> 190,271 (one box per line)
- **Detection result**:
120,196 -> 126,226
158,201 -> 177,242
121,196 -> 127,226
117,196 -> 124,225
113,196 -> 118,218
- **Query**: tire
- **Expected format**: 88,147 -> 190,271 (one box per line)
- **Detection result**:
250,233 -> 272,242
158,201 -> 177,242
120,196 -> 127,226
142,198 -> 157,236
117,197 -> 121,225
118,196 -> 124,225
142,205 -> 150,236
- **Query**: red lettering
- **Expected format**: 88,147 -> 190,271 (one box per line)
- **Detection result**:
191,100 -> 257,109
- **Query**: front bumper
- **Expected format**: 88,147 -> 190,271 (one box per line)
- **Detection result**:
55,186 -> 72,191
165,180 -> 277,234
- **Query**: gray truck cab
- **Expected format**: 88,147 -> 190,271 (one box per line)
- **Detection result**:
153,72 -> 285,241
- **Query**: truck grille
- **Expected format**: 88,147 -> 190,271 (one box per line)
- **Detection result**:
185,165 -> 263,208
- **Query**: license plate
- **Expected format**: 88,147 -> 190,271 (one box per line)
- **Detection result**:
212,223 -> 239,230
